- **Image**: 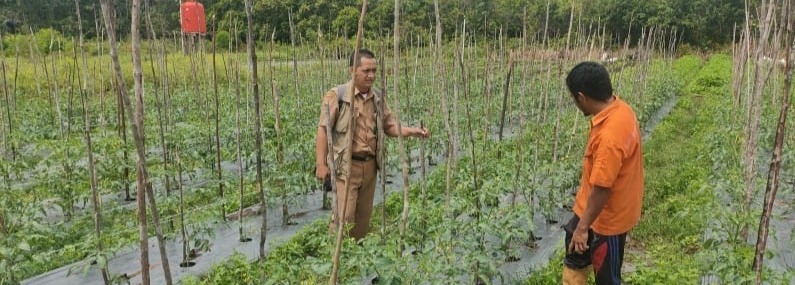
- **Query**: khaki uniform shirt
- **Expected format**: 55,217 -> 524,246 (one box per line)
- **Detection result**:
317,81 -> 397,175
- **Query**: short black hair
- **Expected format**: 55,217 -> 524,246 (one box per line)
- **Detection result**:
349,49 -> 376,67
565,61 -> 613,101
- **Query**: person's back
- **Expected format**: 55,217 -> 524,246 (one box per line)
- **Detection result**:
562,61 -> 644,285
573,97 -> 643,236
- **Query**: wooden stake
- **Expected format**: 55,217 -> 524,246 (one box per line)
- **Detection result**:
330,2 -> 368,283
211,18 -> 226,223
74,1 -> 109,282
754,0 -> 792,281
243,0 -> 268,260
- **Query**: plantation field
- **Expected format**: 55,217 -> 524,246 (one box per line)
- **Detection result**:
2,1 -> 795,284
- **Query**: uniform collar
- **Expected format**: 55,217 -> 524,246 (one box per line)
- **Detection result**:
590,96 -> 621,127
341,81 -> 372,101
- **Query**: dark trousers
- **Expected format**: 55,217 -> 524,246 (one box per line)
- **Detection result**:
563,215 -> 628,285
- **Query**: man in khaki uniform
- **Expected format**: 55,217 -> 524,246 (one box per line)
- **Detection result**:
315,49 -> 429,240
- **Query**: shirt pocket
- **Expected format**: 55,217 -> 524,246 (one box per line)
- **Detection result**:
583,147 -> 594,163
334,104 -> 350,133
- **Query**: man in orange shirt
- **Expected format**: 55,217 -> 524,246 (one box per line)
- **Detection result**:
562,62 -> 644,285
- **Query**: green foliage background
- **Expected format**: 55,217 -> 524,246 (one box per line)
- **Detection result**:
0,0 -> 745,49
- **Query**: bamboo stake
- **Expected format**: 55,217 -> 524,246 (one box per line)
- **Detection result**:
741,0 -> 777,241
419,120 -> 427,244
175,146 -> 193,267
134,0 -> 175,283
211,20 -> 226,222
98,0 -> 150,281
74,1 -> 109,282
753,0 -> 792,281
94,4 -> 133,202
482,31 -> 492,154
394,0 -> 414,239
289,10 -> 301,116
49,36 -> 65,140
268,30 -> 289,226
231,24 -> 250,243
330,2 -> 368,283
433,0 -> 454,212
243,0 -> 268,260
497,52 -> 515,159
377,37 -> 388,242
0,33 -> 12,161
143,3 -> 173,241
79,76 -> 111,285
318,26 -> 332,211
10,39 -> 18,155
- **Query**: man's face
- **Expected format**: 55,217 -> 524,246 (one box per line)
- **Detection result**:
351,57 -> 377,91
572,92 -> 590,116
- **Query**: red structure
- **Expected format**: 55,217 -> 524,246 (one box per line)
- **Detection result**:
180,0 -> 207,34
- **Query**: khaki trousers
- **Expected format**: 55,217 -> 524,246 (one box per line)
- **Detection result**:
329,159 -> 377,239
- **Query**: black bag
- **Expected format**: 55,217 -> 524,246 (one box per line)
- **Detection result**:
323,178 -> 333,192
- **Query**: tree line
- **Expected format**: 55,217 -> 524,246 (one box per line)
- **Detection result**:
0,0 -> 746,49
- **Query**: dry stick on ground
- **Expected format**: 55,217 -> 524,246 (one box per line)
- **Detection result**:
211,20 -> 226,223
330,2 -> 368,284
98,0 -> 149,281
394,0 -> 414,240
243,0 -> 268,260
742,0 -> 777,242
754,0 -> 793,282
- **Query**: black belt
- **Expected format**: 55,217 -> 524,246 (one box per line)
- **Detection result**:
351,154 -> 375,161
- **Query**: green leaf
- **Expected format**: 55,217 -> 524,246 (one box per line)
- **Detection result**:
97,255 -> 108,268
17,241 -> 31,252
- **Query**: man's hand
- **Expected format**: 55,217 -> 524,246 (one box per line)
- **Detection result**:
413,127 -> 430,138
316,164 -> 330,180
568,227 -> 589,254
